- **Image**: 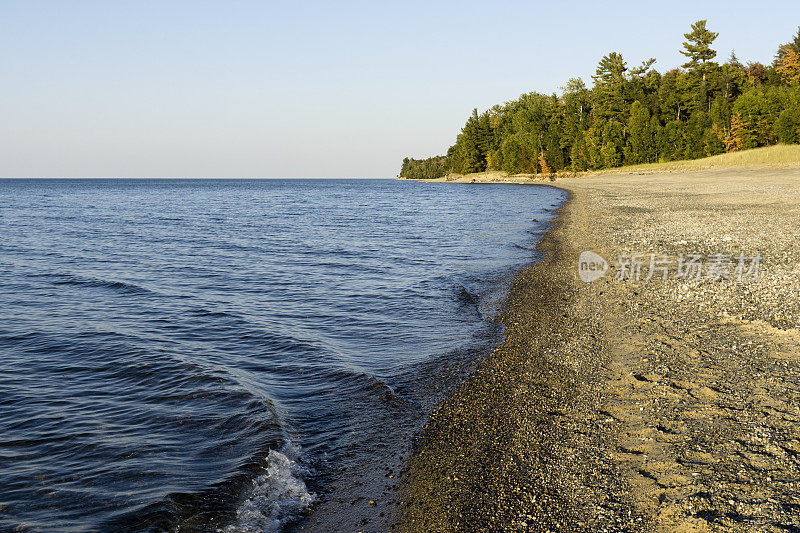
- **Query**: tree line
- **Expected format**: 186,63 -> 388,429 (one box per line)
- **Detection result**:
400,21 -> 800,179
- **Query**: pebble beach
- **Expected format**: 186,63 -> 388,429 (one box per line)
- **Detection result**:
402,167 -> 800,532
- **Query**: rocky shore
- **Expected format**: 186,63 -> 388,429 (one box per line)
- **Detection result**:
402,168 -> 800,532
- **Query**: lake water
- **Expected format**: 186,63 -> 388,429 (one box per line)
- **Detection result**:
0,178 -> 565,531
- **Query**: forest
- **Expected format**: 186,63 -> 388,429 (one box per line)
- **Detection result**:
399,21 -> 800,179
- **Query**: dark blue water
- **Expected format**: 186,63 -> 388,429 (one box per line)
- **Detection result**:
0,178 -> 565,532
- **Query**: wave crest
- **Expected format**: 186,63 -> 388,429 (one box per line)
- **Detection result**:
222,442 -> 315,533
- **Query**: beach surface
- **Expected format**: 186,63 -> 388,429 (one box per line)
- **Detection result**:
402,167 -> 800,532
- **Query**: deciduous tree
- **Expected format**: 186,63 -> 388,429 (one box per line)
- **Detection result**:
777,46 -> 800,85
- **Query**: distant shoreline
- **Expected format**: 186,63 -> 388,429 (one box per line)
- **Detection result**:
402,166 -> 800,531
398,144 -> 800,184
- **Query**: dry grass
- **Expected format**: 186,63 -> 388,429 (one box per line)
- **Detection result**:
593,144 -> 800,174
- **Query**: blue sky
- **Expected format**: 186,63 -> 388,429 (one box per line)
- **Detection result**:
2,1 -> 799,177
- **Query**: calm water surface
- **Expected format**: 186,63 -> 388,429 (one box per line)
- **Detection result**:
0,179 -> 565,531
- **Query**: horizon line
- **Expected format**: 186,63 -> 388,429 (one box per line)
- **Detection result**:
0,176 -> 396,180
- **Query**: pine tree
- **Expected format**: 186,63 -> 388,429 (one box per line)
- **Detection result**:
476,111 -> 493,156
593,52 -> 628,84
728,50 -> 743,70
454,109 -> 486,173
592,52 -> 628,118
681,20 -> 719,79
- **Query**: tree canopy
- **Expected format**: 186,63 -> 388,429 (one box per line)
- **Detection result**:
400,21 -> 800,179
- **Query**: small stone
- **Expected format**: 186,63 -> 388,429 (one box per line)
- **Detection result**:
691,386 -> 718,400
657,473 -> 691,487
683,451 -> 715,464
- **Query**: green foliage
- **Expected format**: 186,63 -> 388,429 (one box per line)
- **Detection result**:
601,120 -> 625,168
592,52 -> 629,118
399,156 -> 450,179
593,52 -> 628,84
569,130 -> 589,171
703,125 -> 726,156
681,20 -> 719,73
625,101 -> 657,164
450,109 -> 488,174
775,86 -> 800,143
398,23 -> 800,178
684,112 -> 713,159
732,87 -> 790,148
659,120 -> 688,161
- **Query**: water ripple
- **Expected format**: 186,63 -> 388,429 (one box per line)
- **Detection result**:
0,178 -> 565,531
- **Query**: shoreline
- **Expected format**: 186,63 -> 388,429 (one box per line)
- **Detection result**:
402,167 -> 800,531
402,185 -> 646,531
398,145 -> 800,184
290,187 -> 566,533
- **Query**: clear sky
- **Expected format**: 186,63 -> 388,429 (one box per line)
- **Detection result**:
2,1 -> 799,178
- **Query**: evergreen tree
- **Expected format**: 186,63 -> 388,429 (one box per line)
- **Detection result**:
600,120 -> 624,167
681,20 -> 719,80
659,120 -> 688,160
703,125 -> 726,156
569,130 -> 589,171
625,101 -> 655,164
584,124 -> 604,170
593,52 -> 628,84
544,124 -> 564,171
562,78 -> 591,130
728,50 -> 743,70
453,109 -> 487,173
658,70 -> 685,121
592,52 -> 628,118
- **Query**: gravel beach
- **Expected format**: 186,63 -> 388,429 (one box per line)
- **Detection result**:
402,168 -> 800,532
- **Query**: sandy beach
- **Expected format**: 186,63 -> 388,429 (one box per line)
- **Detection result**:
402,167 -> 800,532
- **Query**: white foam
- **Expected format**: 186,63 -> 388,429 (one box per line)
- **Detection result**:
222,442 -> 315,533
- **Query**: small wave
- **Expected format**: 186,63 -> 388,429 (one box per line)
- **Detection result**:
456,284 -> 479,305
321,367 -> 401,405
222,442 -> 315,533
50,273 -> 154,295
